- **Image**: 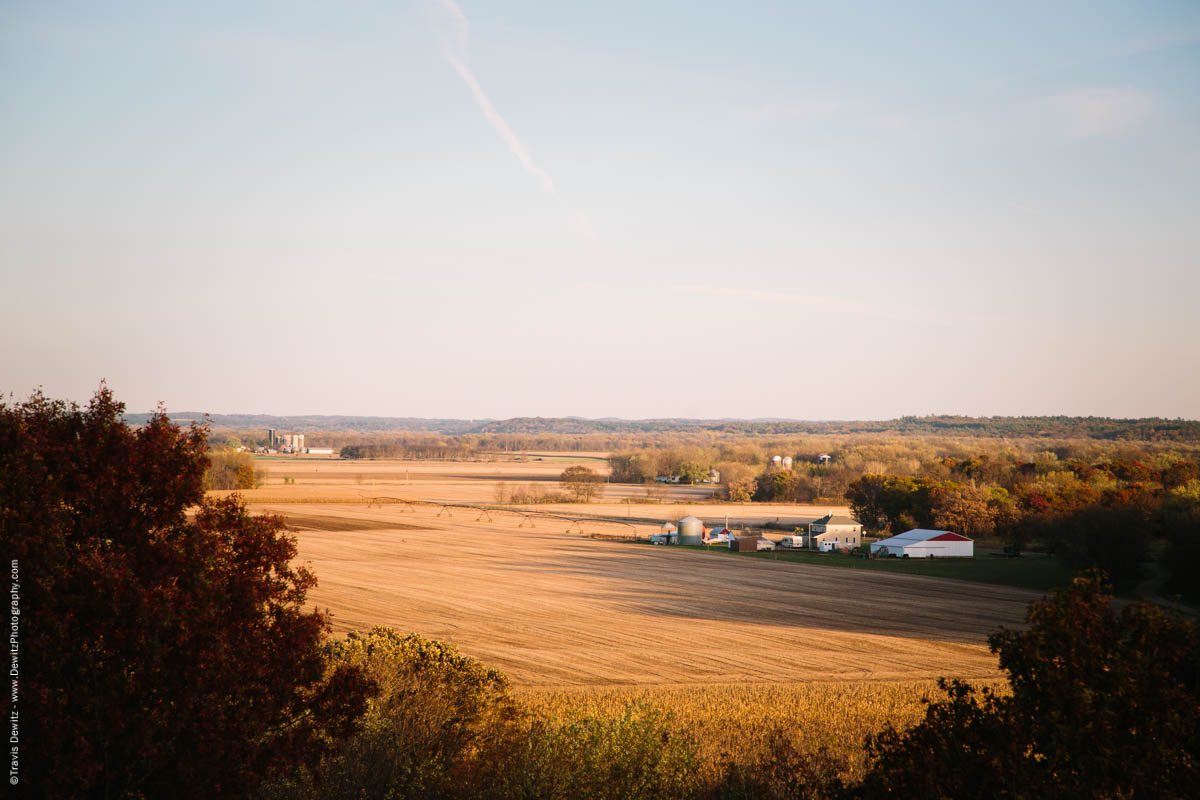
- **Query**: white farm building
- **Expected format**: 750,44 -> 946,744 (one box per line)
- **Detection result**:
869,529 -> 974,558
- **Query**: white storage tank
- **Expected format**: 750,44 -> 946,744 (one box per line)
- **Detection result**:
677,515 -> 705,546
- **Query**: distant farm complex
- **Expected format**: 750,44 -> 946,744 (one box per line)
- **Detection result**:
259,428 -> 333,455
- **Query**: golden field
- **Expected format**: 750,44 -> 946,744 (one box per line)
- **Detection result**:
230,456 -> 1038,686
518,679 -> 1007,780
229,454 -> 1035,761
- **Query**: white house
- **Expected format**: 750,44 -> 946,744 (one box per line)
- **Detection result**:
869,529 -> 974,558
808,512 -> 862,550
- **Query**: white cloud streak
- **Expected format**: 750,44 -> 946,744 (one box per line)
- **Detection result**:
437,0 -> 554,194
1051,87 -> 1155,139
678,285 -> 889,317
675,285 -> 1013,328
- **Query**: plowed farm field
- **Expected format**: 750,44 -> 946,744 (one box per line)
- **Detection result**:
251,496 -> 1039,687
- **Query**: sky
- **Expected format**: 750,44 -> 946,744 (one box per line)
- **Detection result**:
2,0 -> 1199,420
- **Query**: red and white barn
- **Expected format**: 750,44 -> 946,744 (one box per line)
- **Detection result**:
869,529 -> 974,558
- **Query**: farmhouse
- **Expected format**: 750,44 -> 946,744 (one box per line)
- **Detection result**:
869,529 -> 974,558
808,512 -> 862,551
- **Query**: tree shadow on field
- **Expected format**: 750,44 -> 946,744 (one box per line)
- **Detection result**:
490,544 -> 1038,646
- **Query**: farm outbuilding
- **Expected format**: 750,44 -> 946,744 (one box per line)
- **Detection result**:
869,529 -> 974,558
732,536 -> 775,552
706,526 -> 733,543
677,515 -> 705,546
651,522 -> 679,546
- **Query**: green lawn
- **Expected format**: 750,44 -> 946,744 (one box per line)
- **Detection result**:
672,543 -> 1074,593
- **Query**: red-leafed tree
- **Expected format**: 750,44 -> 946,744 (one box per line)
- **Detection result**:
0,386 -> 374,799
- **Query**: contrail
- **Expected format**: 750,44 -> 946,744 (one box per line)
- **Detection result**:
438,0 -> 555,194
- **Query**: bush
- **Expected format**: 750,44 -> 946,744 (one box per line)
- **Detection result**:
259,628 -> 521,800
259,630 -> 704,800
855,573 -> 1200,799
206,449 -> 263,489
709,729 -> 845,800
506,483 -> 572,504
510,705 -> 701,800
1161,480 -> 1200,601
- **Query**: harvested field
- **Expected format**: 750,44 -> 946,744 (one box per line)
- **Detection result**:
259,498 -> 1041,688
228,456 -> 851,530
281,512 -> 429,533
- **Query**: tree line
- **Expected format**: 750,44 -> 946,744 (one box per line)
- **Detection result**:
142,413 -> 1200,440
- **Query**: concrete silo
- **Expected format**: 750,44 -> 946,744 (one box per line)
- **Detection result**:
677,515 -> 705,546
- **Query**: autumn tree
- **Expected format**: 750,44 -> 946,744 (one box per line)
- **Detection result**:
607,451 -> 654,483
0,387 -> 373,799
717,461 -> 758,502
856,573 -> 1200,799
930,483 -> 995,538
1160,479 -> 1200,601
844,474 -> 889,533
560,465 -> 603,502
205,448 -> 262,489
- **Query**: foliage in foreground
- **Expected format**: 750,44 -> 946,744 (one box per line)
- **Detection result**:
9,386 -> 1198,798
856,573 -> 1200,799
262,577 -> 1199,800
258,628 -> 701,800
518,681 -> 937,786
1,388 -> 374,799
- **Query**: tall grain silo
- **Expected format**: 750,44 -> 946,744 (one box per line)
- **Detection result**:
677,515 -> 704,546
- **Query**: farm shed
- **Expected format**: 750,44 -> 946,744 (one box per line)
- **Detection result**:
869,529 -> 974,558
706,526 -> 733,543
732,536 -> 775,552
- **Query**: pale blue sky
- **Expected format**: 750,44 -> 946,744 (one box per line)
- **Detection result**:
3,1 -> 1198,419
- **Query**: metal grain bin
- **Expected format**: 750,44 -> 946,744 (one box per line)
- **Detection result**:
677,515 -> 705,545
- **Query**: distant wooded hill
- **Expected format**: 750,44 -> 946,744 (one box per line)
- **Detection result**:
120,412 -> 1200,441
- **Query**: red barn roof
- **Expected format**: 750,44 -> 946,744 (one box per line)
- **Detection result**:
929,532 -> 972,542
